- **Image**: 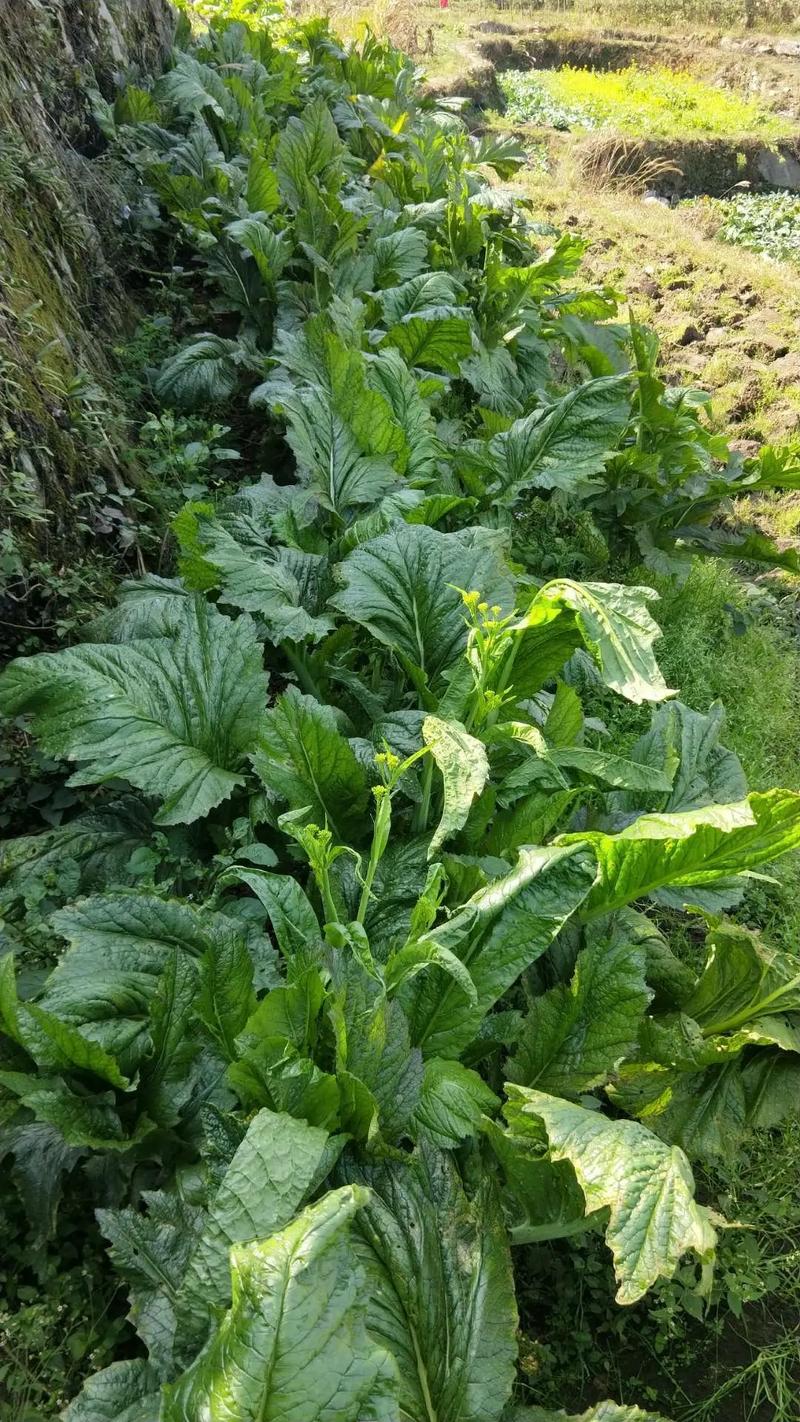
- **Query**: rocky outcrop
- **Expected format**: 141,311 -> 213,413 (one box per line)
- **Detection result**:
0,0 -> 174,638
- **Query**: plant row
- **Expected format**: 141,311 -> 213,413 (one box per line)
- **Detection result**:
2,11 -> 800,1421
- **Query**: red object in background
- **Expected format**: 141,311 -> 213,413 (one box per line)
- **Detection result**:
440,0 -> 449,7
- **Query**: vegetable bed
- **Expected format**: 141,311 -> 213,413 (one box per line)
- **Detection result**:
694,190 -> 800,264
2,8 -> 800,1422
498,64 -> 790,138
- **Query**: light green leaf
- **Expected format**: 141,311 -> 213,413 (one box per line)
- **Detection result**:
176,1108 -> 332,1356
505,1085 -> 716,1303
0,956 -> 128,1088
382,315 -> 473,374
246,153 -> 280,215
0,598 -> 267,825
511,1402 -> 667,1422
275,97 -> 344,209
423,715 -> 489,857
226,216 -> 289,284
163,1186 -> 397,1422
551,746 -> 674,792
385,934 -> 478,1004
564,791 -> 800,917
470,131 -> 527,177
528,580 -> 672,704
176,508 -> 333,644
379,271 -> 466,325
681,917 -> 800,1033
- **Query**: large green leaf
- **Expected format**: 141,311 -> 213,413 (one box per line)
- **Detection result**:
505,1086 -> 716,1303
344,1144 -> 518,1422
225,216 -> 290,284
0,598 -> 267,825
507,927 -> 651,1096
176,509 -> 334,644
43,892 -> 258,1075
223,868 -> 321,964
0,797 -> 153,899
330,523 -> 514,687
616,700 -> 746,815
252,687 -> 369,843
608,918 -> 800,1163
176,1108 -> 332,1356
63,1359 -> 161,1422
379,271 -> 466,326
274,97 -> 344,209
97,1110 -> 334,1375
482,1113 -> 596,1246
0,1120 -> 83,1246
564,791 -> 800,916
0,955 -> 128,1088
405,844 -> 597,1059
163,1186 -> 397,1422
485,375 -> 631,499
511,1403 -> 667,1422
155,335 -> 242,408
414,1057 -> 499,1147
329,957 -> 423,1142
381,315 -> 473,374
98,1192 -> 202,1376
275,337 -> 407,516
681,917 -> 800,1032
522,580 -> 672,705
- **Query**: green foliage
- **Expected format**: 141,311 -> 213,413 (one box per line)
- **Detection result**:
2,8 -> 800,1421
698,191 -> 800,266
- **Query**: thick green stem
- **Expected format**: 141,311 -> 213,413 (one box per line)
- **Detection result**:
413,757 -> 434,835
282,642 -> 324,700
356,791 -> 391,925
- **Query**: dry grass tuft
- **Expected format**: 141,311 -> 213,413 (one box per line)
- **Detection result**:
575,133 -> 680,193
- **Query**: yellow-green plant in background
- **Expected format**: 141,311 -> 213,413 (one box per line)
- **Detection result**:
500,65 -> 791,139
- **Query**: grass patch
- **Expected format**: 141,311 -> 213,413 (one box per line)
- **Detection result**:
605,558 -> 800,791
498,65 -> 790,138
599,557 -> 800,948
